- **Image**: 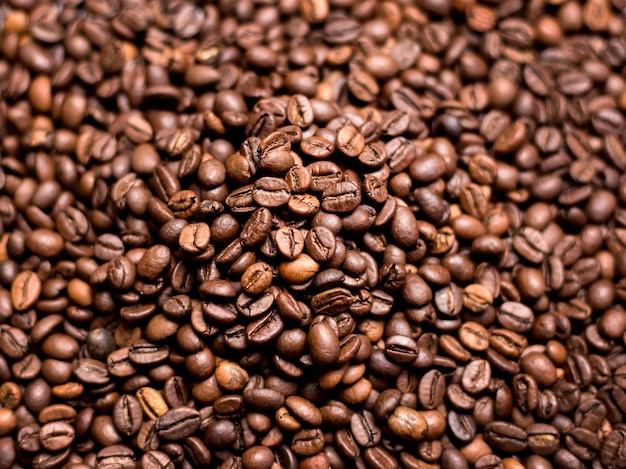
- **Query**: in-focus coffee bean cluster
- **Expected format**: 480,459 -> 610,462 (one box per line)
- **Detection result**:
1,0 -> 626,468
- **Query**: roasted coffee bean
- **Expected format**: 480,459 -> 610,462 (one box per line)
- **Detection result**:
39,421 -> 74,452
447,411 -> 476,443
308,321 -> 339,366
96,445 -> 136,469
484,421 -> 528,452
141,450 -> 174,469
1,1 -> 626,466
461,359 -> 491,394
129,344 -> 169,366
155,407 -> 200,441
112,395 -> 143,437
241,262 -> 273,295
527,423 -> 560,456
253,177 -> 291,207
291,428 -> 324,456
246,310 -> 283,344
73,358 -> 109,386
458,321 -> 489,351
514,227 -> 548,264
351,411 -> 381,448
11,271 -> 42,312
497,302 -> 534,333
387,406 -> 426,441
321,182 -> 361,214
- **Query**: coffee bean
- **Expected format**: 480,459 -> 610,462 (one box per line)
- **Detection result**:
292,428 -> 324,456
155,407 -> 200,441
558,71 -> 593,96
241,262 -> 272,295
11,270 -> 41,311
168,190 -> 200,219
490,328 -> 527,358
527,424 -> 560,456
418,370 -> 446,410
96,445 -> 136,469
0,408 -> 17,438
461,359 -> 491,394
107,256 -> 136,291
73,358 -> 110,386
447,410 -> 476,443
136,387 -> 169,421
244,388 -> 285,412
246,310 -> 283,344
287,95 -> 314,128
1,1 -> 625,466
336,125 -> 365,157
497,302 -> 534,333
321,182 -> 361,213
141,450 -> 175,469
387,406 -> 428,441
39,421 -> 74,452
253,177 -> 291,207
137,245 -> 171,281
351,410 -> 381,448
113,395 -> 143,437
1,327 -> 30,360
385,335 -> 418,364
458,321 -> 489,351
484,421 -> 528,452
520,351 -> 557,387
308,321 -> 339,366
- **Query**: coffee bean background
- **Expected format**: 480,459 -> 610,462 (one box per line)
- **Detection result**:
1,0 -> 626,468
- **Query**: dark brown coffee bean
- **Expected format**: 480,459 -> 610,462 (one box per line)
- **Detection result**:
129,344 -> 169,366
351,410 -> 381,448
418,370 -> 446,410
39,421 -> 74,452
308,321 -> 339,366
74,358 -> 110,386
141,450 -> 174,469
527,423 -> 560,456
246,310 -> 283,344
137,245 -> 171,281
287,95 -> 314,128
385,335 -> 418,364
155,407 -> 200,441
484,421 -> 528,452
601,430 -> 626,468
291,428 -> 324,456
447,410 -> 476,443
113,395 -> 143,437
107,256 -> 136,291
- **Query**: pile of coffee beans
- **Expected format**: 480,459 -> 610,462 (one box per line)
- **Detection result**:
1,0 -> 626,468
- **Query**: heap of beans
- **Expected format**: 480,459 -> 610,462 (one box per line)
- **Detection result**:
1,0 -> 626,468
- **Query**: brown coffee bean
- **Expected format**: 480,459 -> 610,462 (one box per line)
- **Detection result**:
241,262 -> 273,295
11,271 -> 41,311
253,177 -> 291,207
137,245 -> 171,281
136,387 -> 169,421
39,421 -> 75,452
458,322 -> 489,351
336,125 -> 365,157
308,321 -> 339,366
